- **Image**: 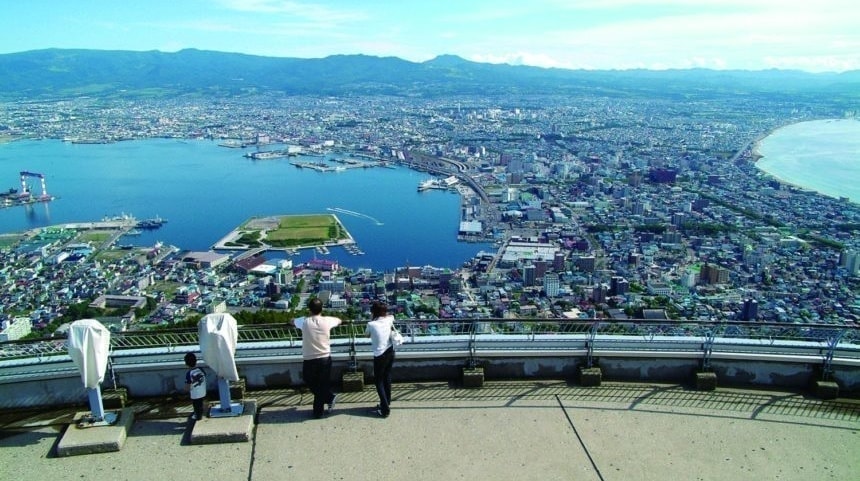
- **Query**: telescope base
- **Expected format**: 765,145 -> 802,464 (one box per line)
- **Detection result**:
190,399 -> 257,445
209,402 -> 245,418
57,408 -> 134,457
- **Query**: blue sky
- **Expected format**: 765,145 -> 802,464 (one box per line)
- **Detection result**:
2,0 -> 858,72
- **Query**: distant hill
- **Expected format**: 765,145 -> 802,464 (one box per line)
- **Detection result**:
0,48 -> 858,100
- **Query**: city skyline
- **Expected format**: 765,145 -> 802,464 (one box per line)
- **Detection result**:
2,0 -> 858,73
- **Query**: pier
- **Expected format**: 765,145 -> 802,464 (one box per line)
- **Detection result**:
60,219 -> 137,230
290,158 -> 385,172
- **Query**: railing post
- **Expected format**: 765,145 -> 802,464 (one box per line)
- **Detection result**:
695,329 -> 718,390
467,319 -> 477,369
102,351 -> 127,408
462,319 -> 484,388
822,329 -> 845,381
341,320 -> 364,392
107,352 -> 117,390
702,329 -> 715,371
586,321 -> 598,368
578,321 -> 602,387
813,329 -> 844,399
347,320 -> 357,372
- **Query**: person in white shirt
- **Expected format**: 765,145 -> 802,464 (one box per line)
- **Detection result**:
294,297 -> 343,418
365,301 -> 395,417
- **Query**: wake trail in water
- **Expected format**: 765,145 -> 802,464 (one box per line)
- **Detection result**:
327,207 -> 384,225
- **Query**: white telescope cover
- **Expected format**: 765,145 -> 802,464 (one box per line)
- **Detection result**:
67,319 -> 111,389
198,313 -> 239,381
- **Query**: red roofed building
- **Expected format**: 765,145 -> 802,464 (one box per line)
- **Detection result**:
234,255 -> 267,274
307,258 -> 339,272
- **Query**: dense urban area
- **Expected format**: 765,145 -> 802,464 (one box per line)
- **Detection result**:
1,89 -> 859,341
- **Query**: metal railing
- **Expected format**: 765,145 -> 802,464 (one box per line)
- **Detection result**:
2,319 -> 858,369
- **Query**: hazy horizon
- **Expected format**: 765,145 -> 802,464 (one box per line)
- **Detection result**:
4,47 -> 859,75
1,1 -> 857,73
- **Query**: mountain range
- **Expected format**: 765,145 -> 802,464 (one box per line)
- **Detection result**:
1,48 -> 858,100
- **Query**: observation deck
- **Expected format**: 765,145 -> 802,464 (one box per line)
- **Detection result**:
2,319 -> 859,480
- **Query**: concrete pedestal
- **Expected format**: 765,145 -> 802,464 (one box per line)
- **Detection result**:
695,372 -> 717,391
579,366 -> 602,387
57,408 -> 134,457
341,371 -> 365,392
463,367 -> 484,388
813,380 -> 839,400
190,399 -> 257,444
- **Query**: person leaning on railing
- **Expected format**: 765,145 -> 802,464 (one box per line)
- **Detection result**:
293,297 -> 343,419
364,301 -> 396,418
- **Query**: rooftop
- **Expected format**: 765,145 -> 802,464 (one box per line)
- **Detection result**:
2,380 -> 858,481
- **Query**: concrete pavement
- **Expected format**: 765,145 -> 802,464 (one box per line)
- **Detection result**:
1,381 -> 858,481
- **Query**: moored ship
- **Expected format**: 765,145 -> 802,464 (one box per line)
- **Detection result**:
244,150 -> 292,160
137,216 -> 168,229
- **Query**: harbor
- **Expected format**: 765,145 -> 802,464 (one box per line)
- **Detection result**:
55,214 -> 168,233
290,161 -> 346,172
290,156 -> 388,172
0,138 -> 494,271
243,149 -> 296,160
344,243 -> 364,255
418,175 -> 459,192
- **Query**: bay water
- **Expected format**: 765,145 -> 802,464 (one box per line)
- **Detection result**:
0,139 -> 491,271
756,118 -> 860,203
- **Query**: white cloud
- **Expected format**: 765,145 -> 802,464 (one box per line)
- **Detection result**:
468,52 -> 567,69
109,1 -> 860,71
470,5 -> 860,71
215,0 -> 367,22
763,55 -> 860,73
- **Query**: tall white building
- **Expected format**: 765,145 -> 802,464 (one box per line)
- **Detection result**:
0,317 -> 32,342
841,250 -> 860,276
544,272 -> 560,298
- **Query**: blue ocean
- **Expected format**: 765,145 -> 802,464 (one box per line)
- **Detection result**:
0,139 -> 491,271
756,118 -> 860,203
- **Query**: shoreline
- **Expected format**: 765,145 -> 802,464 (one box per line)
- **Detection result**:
750,117 -> 858,203
750,117 -> 860,159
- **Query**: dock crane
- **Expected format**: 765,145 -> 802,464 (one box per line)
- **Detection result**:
19,171 -> 51,200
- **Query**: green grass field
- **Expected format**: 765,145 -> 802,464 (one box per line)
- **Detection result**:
0,234 -> 25,248
238,214 -> 347,248
78,231 -> 114,243
94,249 -> 133,262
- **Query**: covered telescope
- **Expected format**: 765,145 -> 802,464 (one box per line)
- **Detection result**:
66,319 -> 118,425
198,313 -> 239,382
68,319 -> 111,389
